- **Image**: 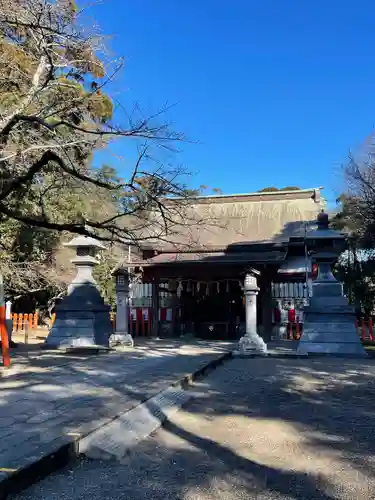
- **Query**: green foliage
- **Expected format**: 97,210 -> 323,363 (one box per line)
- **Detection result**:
257,186 -> 301,193
335,254 -> 375,313
257,187 -> 279,192
93,252 -> 117,308
333,194 -> 375,313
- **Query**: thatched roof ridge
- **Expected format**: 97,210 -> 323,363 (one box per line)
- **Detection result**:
165,187 -> 324,205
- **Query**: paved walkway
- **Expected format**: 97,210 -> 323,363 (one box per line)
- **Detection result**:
15,355 -> 375,500
0,340 -> 232,493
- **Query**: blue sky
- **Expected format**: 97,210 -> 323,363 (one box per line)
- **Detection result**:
86,0 -> 375,205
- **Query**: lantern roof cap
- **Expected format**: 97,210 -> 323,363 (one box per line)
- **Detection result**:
64,234 -> 106,250
305,210 -> 345,240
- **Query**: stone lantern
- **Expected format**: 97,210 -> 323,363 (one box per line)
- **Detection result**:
111,268 -> 133,347
237,270 -> 268,354
44,234 -> 113,349
297,210 -> 366,356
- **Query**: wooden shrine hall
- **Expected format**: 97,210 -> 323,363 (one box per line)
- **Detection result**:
115,187 -> 325,341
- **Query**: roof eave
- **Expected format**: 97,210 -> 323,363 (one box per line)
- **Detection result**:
163,186 -> 324,203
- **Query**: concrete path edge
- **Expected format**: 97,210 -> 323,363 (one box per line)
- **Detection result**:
0,351 -> 233,500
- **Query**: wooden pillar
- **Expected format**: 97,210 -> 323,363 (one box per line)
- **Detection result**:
168,279 -> 178,336
151,279 -> 159,337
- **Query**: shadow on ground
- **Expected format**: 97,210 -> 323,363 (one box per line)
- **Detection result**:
8,348 -> 375,500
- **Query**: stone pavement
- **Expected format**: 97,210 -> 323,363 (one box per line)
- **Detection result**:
15,355 -> 375,500
0,339 -> 232,498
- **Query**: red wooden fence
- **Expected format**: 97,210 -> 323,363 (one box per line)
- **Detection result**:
10,309 -> 375,342
355,318 -> 374,342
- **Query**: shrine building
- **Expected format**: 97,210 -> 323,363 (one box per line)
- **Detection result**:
115,187 -> 324,341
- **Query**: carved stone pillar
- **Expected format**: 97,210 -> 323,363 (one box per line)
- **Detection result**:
238,273 -> 267,353
111,269 -> 134,347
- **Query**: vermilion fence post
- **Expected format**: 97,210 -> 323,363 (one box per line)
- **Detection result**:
17,313 -> 23,331
361,318 -> 366,341
0,304 -> 10,368
148,307 -> 152,336
135,308 -> 140,337
141,308 -> 145,336
369,317 -> 373,342
33,311 -> 39,329
12,313 -> 17,332
296,317 -> 300,340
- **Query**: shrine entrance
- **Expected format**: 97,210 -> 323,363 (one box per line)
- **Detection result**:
180,279 -> 245,340
127,258 -> 279,342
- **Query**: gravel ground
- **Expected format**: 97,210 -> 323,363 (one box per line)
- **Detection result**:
14,356 -> 375,500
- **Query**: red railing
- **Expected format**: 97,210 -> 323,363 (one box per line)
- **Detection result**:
355,318 -> 374,342
281,317 -> 375,343
286,318 -> 303,340
111,307 -> 177,337
11,308 -> 172,336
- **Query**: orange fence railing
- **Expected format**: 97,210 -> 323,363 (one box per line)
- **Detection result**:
11,312 -> 56,331
12,312 -> 39,331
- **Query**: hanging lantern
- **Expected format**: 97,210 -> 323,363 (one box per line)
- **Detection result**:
197,281 -> 201,293
217,281 -> 220,293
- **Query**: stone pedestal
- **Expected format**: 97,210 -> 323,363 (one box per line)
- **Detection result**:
110,270 -> 133,347
297,211 -> 366,357
238,273 -> 267,354
297,279 -> 366,356
45,235 -> 112,349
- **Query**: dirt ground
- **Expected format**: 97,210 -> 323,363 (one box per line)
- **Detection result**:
15,356 -> 375,500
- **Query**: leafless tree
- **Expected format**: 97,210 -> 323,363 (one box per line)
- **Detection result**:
341,134 -> 375,250
0,0 -> 209,251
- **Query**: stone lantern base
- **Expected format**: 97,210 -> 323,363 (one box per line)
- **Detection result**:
110,333 -> 134,348
298,281 -> 367,357
238,332 -> 268,354
45,283 -> 112,349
